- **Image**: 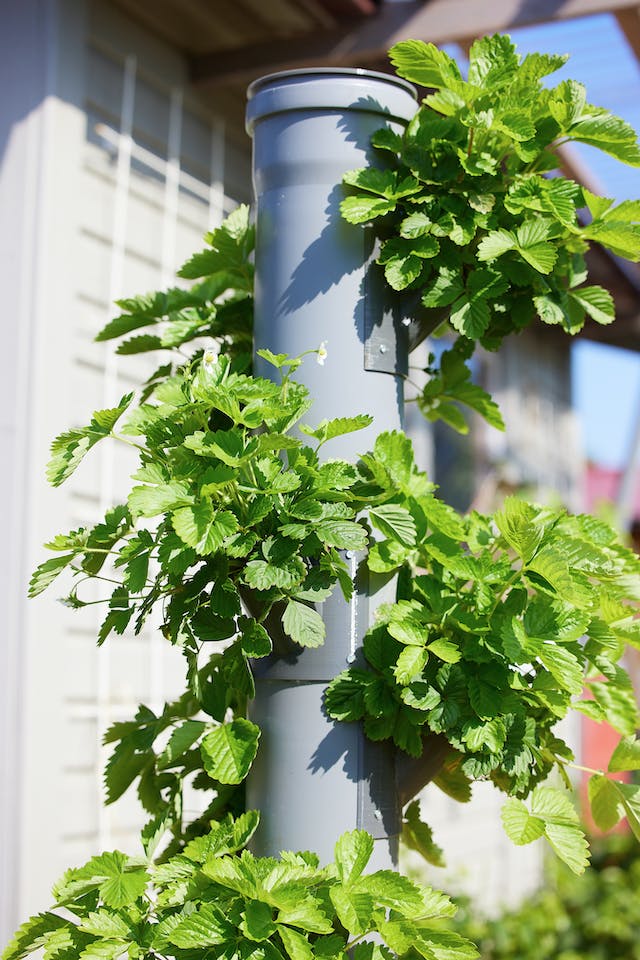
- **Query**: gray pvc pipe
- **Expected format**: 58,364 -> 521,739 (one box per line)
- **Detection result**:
246,68 -> 417,868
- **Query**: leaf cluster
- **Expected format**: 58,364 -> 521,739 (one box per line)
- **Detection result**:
94,204 -> 254,366
341,35 -> 640,431
325,484 -> 640,870
3,820 -> 476,960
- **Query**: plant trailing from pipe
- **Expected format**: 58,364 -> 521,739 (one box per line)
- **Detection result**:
7,31 -> 640,960
27,284 -> 640,875
340,35 -> 640,432
3,816 -> 477,960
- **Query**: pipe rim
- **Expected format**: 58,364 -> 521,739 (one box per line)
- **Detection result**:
247,66 -> 416,101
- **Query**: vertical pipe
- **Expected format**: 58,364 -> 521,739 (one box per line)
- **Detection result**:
246,69 -> 416,867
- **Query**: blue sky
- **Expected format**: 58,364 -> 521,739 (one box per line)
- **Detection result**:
510,15 -> 640,469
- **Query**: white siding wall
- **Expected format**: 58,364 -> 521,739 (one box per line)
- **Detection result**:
0,0 -> 250,937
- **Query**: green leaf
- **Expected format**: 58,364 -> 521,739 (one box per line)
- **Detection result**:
343,168 -> 420,200
468,32 -> 519,87
282,600 -> 326,649
278,926 -> 314,960
570,107 -> 640,166
401,212 -> 433,239
244,556 -> 306,591
369,504 -> 417,547
329,886 -> 374,936
172,502 -> 238,555
609,736 -> 640,772
334,830 -> 374,885
588,773 -> 624,832
78,912 -> 131,939
583,220 -> 640,260
128,481 -> 193,518
549,79 -> 586,128
476,229 -> 516,262
169,903 -> 236,948
569,285 -> 615,325
2,913 -> 70,960
242,901 -> 277,942
157,720 -> 206,770
451,383 -> 505,431
300,415 -> 373,445
340,196 -> 396,224
449,295 -> 490,338
116,333 -> 163,354
589,677 -> 639,735
201,719 -> 260,784
402,800 -> 445,867
614,781 -> 640,841
59,851 -> 148,909
415,929 -> 479,960
543,821 -> 590,875
421,266 -> 464,308
389,40 -> 462,89
315,520 -> 368,551
240,618 -> 272,658
28,554 -> 76,598
494,496 -> 542,561
537,644 -> 584,696
515,221 -> 557,274
395,646 -> 428,684
501,798 -> 546,845
46,394 -> 133,487
275,898 -> 333,935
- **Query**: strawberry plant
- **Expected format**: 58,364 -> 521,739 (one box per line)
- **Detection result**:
5,32 -> 640,960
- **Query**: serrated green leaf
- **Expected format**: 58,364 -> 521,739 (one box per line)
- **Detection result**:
282,600 -> 325,649
583,220 -> 640,260
278,926 -> 313,960
240,618 -> 272,658
46,395 -> 133,487
315,520 -> 367,551
301,415 -> 373,444
369,504 -> 417,547
494,496 -> 543,561
613,781 -> 640,841
241,901 -> 277,942
477,230 -> 516,262
2,913 -> 71,960
172,502 -> 238,555
570,285 -> 615,325
390,40 -> 462,89
157,720 -> 206,770
402,801 -> 445,867
501,798 -> 546,844
537,644 -> 584,696
570,108 -> 640,166
77,912 -> 131,939
201,719 -> 260,784
449,295 -> 490,338
543,821 -> 590,874
329,886 -> 374,936
169,903 -> 236,948
609,736 -> 640,772
334,830 -> 373,886
395,645 -> 428,684
28,554 -> 76,598
549,79 -> 586,128
588,773 -> 624,832
340,196 -> 397,224
128,481 -> 193,518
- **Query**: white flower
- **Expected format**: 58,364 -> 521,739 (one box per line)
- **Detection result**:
317,341 -> 328,366
202,346 -> 218,370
